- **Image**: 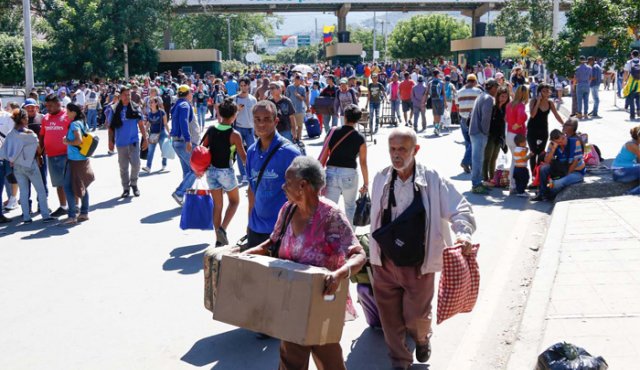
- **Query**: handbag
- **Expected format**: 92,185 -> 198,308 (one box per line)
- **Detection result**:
148,133 -> 160,144
139,138 -> 148,160
179,179 -> 214,230
318,128 -> 355,167
268,204 -> 296,258
353,192 -> 371,227
372,165 -> 427,267
73,123 -> 99,157
161,137 -> 175,159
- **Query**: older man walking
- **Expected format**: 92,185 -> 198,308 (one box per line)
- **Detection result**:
370,127 -> 476,370
469,79 -> 499,194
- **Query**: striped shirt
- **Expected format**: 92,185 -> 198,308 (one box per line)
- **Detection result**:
513,146 -> 529,168
457,86 -> 483,119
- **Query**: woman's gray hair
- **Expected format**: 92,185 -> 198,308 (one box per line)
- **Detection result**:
288,156 -> 326,192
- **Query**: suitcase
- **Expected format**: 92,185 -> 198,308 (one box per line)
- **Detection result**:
357,283 -> 382,329
312,96 -> 335,115
203,245 -> 234,313
304,115 -> 322,138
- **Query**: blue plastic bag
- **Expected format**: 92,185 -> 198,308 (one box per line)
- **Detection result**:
179,190 -> 214,230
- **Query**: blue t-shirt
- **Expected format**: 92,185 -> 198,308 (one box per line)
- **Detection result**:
552,136 -> 586,175
67,120 -> 87,161
225,80 -> 238,96
114,106 -> 140,147
148,110 -> 166,134
246,132 -> 301,234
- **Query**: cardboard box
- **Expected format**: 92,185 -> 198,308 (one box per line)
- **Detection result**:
203,245 -> 234,313
213,254 -> 348,346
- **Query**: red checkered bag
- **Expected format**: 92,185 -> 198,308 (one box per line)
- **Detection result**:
437,244 -> 480,324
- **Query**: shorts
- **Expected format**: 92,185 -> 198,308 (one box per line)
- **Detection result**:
206,166 -> 238,192
401,100 -> 413,112
294,113 -> 305,130
48,155 -> 67,187
431,98 -> 445,116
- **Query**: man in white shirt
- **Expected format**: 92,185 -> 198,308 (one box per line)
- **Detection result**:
59,89 -> 71,107
456,74 -> 483,173
234,76 -> 258,184
74,84 -> 86,107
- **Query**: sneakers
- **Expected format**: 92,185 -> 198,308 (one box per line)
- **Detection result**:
50,207 -> 68,218
216,227 -> 229,246
472,185 -> 489,194
18,219 -> 33,226
482,180 -> 496,188
141,166 -> 150,173
415,341 -> 431,363
0,214 -> 11,224
161,165 -> 167,172
4,196 -> 18,210
42,217 -> 56,223
107,150 -> 116,155
171,192 -> 184,206
531,193 -> 548,202
461,164 -> 471,174
77,214 -> 89,222
132,186 -> 140,197
434,126 -> 440,136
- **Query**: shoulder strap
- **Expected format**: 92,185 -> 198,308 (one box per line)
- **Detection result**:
255,140 -> 286,190
270,203 -> 296,257
329,128 -> 356,154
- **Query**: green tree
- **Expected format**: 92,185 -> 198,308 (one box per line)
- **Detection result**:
349,26 -> 387,61
0,33 -> 50,84
388,14 -> 470,60
274,44 -> 322,65
539,0 -> 634,77
490,0 -> 553,47
169,13 -> 278,62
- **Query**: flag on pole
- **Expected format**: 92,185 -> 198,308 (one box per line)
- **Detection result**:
323,25 -> 335,44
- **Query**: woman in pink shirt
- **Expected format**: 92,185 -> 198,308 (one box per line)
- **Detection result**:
505,85 -> 529,193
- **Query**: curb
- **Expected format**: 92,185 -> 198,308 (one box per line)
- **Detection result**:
505,201 -> 570,370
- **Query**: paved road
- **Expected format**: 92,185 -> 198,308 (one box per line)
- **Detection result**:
0,88 -> 629,369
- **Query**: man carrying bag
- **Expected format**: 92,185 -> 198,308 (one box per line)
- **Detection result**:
369,128 -> 476,370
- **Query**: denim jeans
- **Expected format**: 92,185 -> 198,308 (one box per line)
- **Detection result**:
612,165 -> 640,183
576,83 -> 590,115
460,117 -> 472,167
412,106 -> 426,131
470,133 -> 488,187
87,109 -> 98,130
368,102 -> 381,131
197,104 -> 208,129
322,114 -> 339,134
235,126 -> 255,178
627,92 -> 640,119
146,131 -> 168,169
14,162 -> 50,221
590,85 -> 600,115
280,130 -> 294,142
0,159 -> 5,215
63,161 -> 89,219
324,166 -> 358,226
28,156 -> 48,203
390,100 -> 401,124
538,164 -> 584,196
173,140 -> 196,197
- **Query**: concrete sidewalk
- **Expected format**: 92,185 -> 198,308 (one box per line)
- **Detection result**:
507,196 -> 640,369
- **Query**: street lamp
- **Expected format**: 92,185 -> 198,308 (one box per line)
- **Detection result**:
226,14 -> 238,60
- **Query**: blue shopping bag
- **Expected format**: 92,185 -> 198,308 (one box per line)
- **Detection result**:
179,189 -> 214,230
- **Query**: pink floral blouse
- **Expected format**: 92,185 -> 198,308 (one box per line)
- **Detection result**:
270,197 -> 359,320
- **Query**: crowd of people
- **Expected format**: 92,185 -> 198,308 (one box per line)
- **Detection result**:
1,48 -> 639,369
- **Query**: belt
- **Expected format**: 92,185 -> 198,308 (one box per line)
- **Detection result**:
171,137 -> 185,142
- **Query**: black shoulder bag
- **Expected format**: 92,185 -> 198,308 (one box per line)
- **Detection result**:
371,165 -> 427,267
268,204 -> 296,258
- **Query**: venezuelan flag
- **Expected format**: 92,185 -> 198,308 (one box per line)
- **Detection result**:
323,25 -> 335,44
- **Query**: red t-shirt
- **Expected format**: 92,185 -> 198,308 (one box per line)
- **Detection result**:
399,80 -> 415,101
41,110 -> 71,157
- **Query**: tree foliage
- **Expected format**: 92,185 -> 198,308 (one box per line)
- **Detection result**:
539,0 -> 635,77
274,44 -> 322,65
349,26 -> 387,61
221,60 -> 248,74
490,0 -> 553,47
169,13 -> 278,62
388,14 -> 470,60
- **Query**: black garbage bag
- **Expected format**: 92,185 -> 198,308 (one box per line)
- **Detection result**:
536,342 -> 608,370
353,192 -> 371,227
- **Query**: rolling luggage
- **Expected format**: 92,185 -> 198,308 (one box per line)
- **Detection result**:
304,114 -> 321,138
356,283 -> 382,329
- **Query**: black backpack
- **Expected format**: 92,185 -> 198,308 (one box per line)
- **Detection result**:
631,60 -> 640,80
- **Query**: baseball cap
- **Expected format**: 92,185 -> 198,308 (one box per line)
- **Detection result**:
371,73 -> 378,77
177,84 -> 191,95
339,78 -> 348,84
22,98 -> 38,107
417,75 -> 424,82
466,74 -> 477,81
495,72 -> 504,79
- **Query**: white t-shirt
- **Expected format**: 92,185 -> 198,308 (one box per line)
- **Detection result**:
233,94 -> 257,129
624,58 -> 640,72
411,72 -> 419,83
85,90 -> 99,109
74,89 -> 86,106
0,111 -> 13,147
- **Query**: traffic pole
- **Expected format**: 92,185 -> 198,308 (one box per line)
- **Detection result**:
22,0 -> 34,91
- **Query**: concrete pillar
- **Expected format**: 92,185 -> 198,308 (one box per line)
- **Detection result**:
471,9 -> 478,37
336,4 -> 350,33
22,0 -> 34,91
163,28 -> 172,50
552,0 -> 560,38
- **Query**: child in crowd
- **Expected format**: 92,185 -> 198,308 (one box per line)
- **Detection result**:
512,134 -> 532,197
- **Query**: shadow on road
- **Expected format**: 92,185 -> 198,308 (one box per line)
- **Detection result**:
345,328 -> 429,370
0,219 -> 69,239
140,207 -> 181,224
182,329 -> 280,369
163,243 -> 209,275
90,196 -> 131,211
